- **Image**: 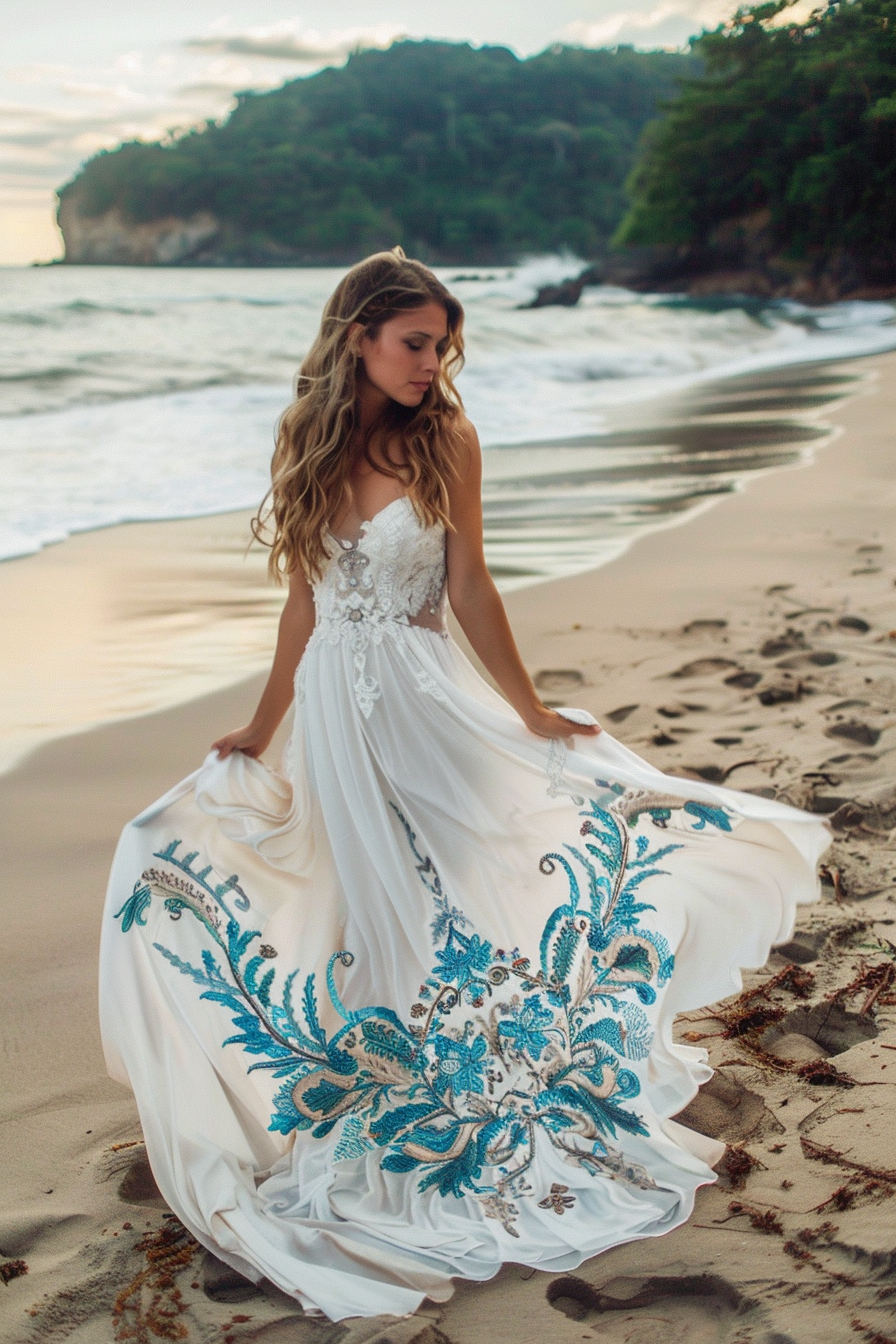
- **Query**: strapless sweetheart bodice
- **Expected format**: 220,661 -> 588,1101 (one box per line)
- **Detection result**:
303,495 -> 448,716
312,495 -> 446,635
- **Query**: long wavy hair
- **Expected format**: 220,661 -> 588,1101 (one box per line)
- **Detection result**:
253,247 -> 466,581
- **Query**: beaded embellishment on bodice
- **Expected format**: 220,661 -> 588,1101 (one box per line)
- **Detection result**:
302,495 -> 448,716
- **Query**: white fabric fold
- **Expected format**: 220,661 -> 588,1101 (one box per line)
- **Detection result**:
100,499 -> 830,1320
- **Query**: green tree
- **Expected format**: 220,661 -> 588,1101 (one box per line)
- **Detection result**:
59,40 -> 696,263
616,0 -> 896,281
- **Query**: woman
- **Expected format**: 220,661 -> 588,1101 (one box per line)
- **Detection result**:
101,248 -> 830,1322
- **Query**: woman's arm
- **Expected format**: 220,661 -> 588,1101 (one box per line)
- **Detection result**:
445,419 -> 600,741
212,566 -> 316,758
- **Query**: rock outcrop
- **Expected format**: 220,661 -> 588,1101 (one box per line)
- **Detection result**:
57,197 -> 221,266
526,211 -> 896,308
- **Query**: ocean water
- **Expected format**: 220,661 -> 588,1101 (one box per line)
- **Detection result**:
2,257 -> 895,584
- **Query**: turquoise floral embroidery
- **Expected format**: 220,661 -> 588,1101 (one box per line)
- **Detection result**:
115,789 -> 732,1233
433,1031 -> 488,1097
498,998 -> 555,1060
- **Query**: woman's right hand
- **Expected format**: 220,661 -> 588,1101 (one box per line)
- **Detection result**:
211,723 -> 272,759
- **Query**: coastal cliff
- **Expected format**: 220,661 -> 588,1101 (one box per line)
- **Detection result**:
56,40 -> 695,267
57,198 -> 221,266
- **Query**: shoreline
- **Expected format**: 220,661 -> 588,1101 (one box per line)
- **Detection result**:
0,349 -> 875,779
1,352 -> 895,1340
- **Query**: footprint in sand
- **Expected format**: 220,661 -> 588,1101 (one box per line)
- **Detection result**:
773,929 -> 828,964
762,1003 -> 879,1060
605,703 -> 639,723
760,630 -> 807,657
825,720 -> 881,747
724,669 -> 762,689
682,619 -> 728,634
117,1154 -> 168,1209
533,669 -> 585,693
672,1071 -> 783,1145
669,658 -> 739,679
837,615 -> 871,633
547,1272 -> 767,1342
778,649 -> 840,667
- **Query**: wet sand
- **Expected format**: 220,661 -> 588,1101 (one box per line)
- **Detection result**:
0,356 -> 861,778
1,352 -> 895,1342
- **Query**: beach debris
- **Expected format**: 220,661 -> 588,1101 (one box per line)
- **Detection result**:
0,1258 -> 28,1284
725,1004 -> 786,1038
797,1221 -> 839,1245
801,1137 -> 896,1185
794,1059 -> 856,1087
722,1200 -> 783,1233
718,1148 -> 768,1189
828,960 -> 896,1016
112,1219 -> 201,1343
782,1238 -> 858,1284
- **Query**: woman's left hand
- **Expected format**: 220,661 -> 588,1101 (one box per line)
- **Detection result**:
522,704 -> 602,740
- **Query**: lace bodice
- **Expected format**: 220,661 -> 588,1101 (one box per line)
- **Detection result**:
301,495 -> 448,716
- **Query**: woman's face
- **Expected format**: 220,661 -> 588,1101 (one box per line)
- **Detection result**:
355,301 -> 449,407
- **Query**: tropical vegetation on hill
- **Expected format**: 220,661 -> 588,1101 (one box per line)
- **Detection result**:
615,0 -> 896,288
58,41 -> 696,263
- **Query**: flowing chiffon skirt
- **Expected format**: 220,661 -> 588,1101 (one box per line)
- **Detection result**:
100,615 -> 830,1320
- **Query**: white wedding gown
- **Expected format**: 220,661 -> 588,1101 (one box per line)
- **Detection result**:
101,495 -> 830,1321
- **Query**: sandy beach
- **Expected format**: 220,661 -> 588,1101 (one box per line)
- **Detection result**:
2,351 -> 895,1343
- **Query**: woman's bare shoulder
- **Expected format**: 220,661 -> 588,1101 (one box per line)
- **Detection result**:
448,412 -> 482,471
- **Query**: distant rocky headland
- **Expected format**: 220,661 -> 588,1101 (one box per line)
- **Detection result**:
58,4 -> 896,301
57,41 -> 694,269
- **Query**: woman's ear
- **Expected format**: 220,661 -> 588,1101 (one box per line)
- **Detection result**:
347,321 -> 365,357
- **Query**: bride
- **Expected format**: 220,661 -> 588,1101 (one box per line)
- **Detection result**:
101,247 -> 830,1322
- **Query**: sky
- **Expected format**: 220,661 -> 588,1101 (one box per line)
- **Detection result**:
0,0 -> 740,265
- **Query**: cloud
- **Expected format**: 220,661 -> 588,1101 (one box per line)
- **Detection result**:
561,0 -> 734,48
0,99 -> 206,189
561,0 -> 823,50
185,20 -> 405,63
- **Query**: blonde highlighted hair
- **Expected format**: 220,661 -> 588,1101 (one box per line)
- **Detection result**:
253,247 -> 465,581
